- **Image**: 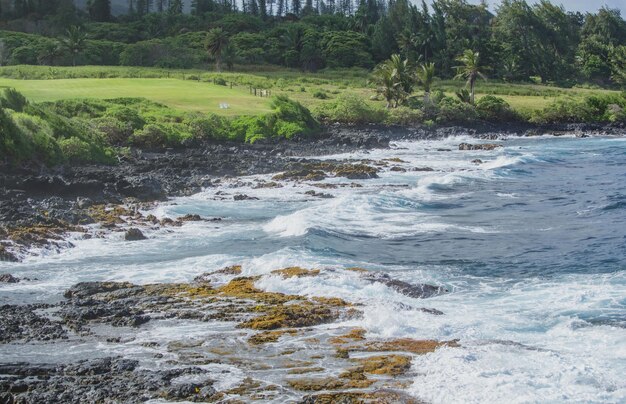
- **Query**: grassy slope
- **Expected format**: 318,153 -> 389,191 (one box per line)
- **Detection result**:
0,65 -> 619,117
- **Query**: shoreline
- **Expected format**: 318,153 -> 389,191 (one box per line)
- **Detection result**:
1,122 -> 624,262
1,127 -> 625,402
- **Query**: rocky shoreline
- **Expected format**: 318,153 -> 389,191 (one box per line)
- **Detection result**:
1,123 -> 625,402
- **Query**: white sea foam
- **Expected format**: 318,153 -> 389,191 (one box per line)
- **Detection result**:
2,136 -> 624,402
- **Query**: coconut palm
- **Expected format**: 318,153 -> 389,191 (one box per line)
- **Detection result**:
206,28 -> 229,72
416,62 -> 435,103
61,26 -> 86,67
454,49 -> 487,105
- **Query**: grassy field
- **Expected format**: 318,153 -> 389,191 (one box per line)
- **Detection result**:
0,65 -> 620,117
0,77 -> 273,116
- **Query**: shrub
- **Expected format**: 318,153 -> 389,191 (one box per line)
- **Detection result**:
11,112 -> 63,165
607,104 -> 626,122
230,115 -> 270,143
184,113 -> 233,141
0,107 -> 31,163
531,94 -> 626,124
475,95 -> 519,122
385,107 -> 424,125
436,97 -> 478,124
92,116 -> 133,145
130,123 -> 192,148
315,93 -> 385,124
214,77 -> 227,86
269,95 -> 319,138
0,88 -> 28,112
104,106 -> 145,130
313,90 -> 329,99
58,137 -> 93,164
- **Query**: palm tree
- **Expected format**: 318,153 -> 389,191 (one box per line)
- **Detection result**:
371,61 -> 400,108
387,53 -> 414,96
206,28 -> 229,72
370,54 -> 414,108
61,26 -> 86,67
454,50 -> 487,105
416,62 -> 435,103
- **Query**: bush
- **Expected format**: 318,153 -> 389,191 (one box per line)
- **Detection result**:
313,90 -> 329,99
607,104 -> 626,122
531,94 -> 626,124
230,115 -> 270,143
130,123 -> 192,148
58,137 -> 93,164
436,97 -> 478,124
0,88 -> 28,112
385,107 -> 424,125
184,113 -> 233,141
0,107 -> 31,163
475,95 -> 519,122
11,112 -> 63,165
315,93 -> 385,124
92,116 -> 133,145
104,106 -> 145,130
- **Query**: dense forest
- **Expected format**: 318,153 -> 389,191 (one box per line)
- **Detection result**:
0,0 -> 625,87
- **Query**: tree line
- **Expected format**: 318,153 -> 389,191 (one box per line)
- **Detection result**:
0,0 -> 625,86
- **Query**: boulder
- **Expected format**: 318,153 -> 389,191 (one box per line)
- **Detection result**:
124,228 -> 146,241
0,273 -> 20,283
362,273 -> 447,299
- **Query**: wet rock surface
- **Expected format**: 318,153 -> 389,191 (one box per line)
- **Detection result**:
0,357 -> 217,404
0,266 -> 455,402
459,143 -> 503,151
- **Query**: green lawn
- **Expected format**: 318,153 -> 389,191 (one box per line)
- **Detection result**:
0,66 -> 619,118
0,77 -> 273,116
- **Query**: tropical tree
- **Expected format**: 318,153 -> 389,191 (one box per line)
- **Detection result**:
454,49 -> 487,105
415,62 -> 435,103
61,26 -> 86,67
370,54 -> 414,108
206,28 -> 229,72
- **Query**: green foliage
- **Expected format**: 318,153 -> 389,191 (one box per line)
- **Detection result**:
184,113 -> 232,141
436,97 -> 478,124
0,107 -> 31,163
312,90 -> 329,99
10,112 -> 63,165
531,94 -> 626,123
475,96 -> 519,122
315,93 -> 386,124
384,107 -> 424,125
130,123 -> 192,148
0,88 -> 28,112
320,31 -> 373,68
105,106 -> 145,130
370,54 -> 415,108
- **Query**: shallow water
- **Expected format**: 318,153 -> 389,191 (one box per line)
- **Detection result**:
2,134 -> 626,403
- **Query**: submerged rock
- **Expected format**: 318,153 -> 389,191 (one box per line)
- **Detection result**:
234,194 -> 260,201
304,190 -> 333,199
459,143 -> 502,151
124,228 -> 146,241
361,272 -> 447,299
0,274 -> 20,283
0,245 -> 18,262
